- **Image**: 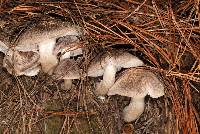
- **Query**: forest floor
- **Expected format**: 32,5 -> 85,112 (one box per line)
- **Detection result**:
0,0 -> 199,133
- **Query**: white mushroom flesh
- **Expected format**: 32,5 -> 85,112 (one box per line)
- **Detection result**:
59,48 -> 83,61
37,25 -> 82,74
145,77 -> 165,98
123,97 -> 145,122
95,64 -> 117,96
39,39 -> 58,74
117,52 -> 144,68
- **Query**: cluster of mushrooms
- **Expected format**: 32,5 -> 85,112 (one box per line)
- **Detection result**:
0,19 -> 165,122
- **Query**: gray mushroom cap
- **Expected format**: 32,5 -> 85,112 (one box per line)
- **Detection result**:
52,58 -> 81,80
15,19 -> 82,52
87,50 -> 144,77
107,68 -> 164,98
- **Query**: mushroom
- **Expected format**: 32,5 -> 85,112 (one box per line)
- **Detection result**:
87,50 -> 144,96
19,19 -> 83,74
52,49 -> 144,92
0,19 -> 83,76
0,37 -> 41,76
107,68 -> 165,122
53,35 -> 83,60
3,49 -> 40,76
52,58 -> 81,89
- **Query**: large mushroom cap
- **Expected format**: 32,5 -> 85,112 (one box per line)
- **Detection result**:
15,19 -> 82,52
107,68 -> 164,98
52,58 -> 81,80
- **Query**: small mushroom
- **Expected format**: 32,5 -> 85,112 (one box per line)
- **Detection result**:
107,68 -> 165,122
52,58 -> 81,89
87,50 -> 144,96
3,50 -> 40,76
53,35 -> 83,61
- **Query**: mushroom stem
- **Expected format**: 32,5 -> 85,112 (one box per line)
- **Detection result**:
39,40 -> 58,74
123,97 -> 145,122
64,79 -> 73,90
95,64 -> 117,96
